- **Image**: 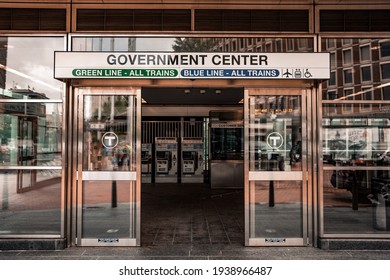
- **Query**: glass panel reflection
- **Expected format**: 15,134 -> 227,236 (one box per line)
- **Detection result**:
321,38 -> 390,102
323,170 -> 390,233
72,37 -> 313,53
252,181 -> 302,238
82,180 -> 135,239
323,103 -> 390,233
0,103 -> 62,166
0,37 -> 64,100
322,104 -> 390,168
0,170 -> 61,235
249,96 -> 302,172
83,95 -> 136,171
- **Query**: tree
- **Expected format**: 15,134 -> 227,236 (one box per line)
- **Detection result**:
172,38 -> 215,52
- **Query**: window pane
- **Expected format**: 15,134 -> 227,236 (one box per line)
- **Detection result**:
0,169 -> 62,235
384,87 -> 390,100
322,106 -> 390,234
380,40 -> 390,58
72,36 -> 314,53
381,63 -> 390,80
0,103 -> 62,166
329,71 -> 336,86
251,181 -> 302,238
321,38 -> 390,101
361,66 -> 371,81
360,45 -> 371,61
344,69 -> 353,84
248,95 -> 302,172
0,37 -> 65,100
343,49 -> 352,65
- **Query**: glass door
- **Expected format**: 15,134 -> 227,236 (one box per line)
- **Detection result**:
75,87 -> 141,246
245,88 -> 311,246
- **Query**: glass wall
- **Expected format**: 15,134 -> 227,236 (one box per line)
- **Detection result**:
71,36 -> 314,53
0,37 -> 65,236
321,38 -> 390,235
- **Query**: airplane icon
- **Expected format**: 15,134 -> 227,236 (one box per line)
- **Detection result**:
283,69 -> 293,78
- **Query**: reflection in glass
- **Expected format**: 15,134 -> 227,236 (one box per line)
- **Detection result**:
321,38 -> 390,102
322,104 -> 390,233
322,104 -> 390,167
0,170 -> 61,235
0,37 -> 65,100
72,37 -> 314,53
0,103 -> 62,166
251,181 -> 302,238
82,180 -> 135,239
83,95 -> 136,171
248,96 -> 302,172
323,169 -> 390,233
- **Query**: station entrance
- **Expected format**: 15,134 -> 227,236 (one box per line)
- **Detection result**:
72,85 -> 312,247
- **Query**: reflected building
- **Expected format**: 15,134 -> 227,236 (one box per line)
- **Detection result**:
0,37 -> 7,89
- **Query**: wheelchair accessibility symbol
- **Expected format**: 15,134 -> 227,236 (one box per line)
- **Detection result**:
102,132 -> 119,149
304,69 -> 312,78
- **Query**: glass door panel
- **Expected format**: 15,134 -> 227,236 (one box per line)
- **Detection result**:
245,89 -> 309,246
76,87 -> 141,246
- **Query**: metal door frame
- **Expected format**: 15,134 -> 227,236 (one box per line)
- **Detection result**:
74,87 -> 141,246
244,87 -> 312,246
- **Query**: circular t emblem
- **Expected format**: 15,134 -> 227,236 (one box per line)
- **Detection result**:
266,132 -> 284,149
102,132 -> 119,149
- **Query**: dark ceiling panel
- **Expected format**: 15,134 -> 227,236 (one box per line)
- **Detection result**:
141,87 -> 244,105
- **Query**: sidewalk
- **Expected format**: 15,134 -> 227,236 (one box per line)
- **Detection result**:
2,245 -> 390,260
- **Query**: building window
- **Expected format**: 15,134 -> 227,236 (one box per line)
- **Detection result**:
287,39 -> 294,51
343,49 -> 352,65
383,86 -> 390,100
239,38 -> 245,50
330,52 -> 336,69
343,68 -> 353,84
381,63 -> 390,80
329,71 -> 336,86
275,40 -> 282,52
380,40 -> 390,58
232,40 -> 237,52
360,45 -> 371,62
343,88 -> 353,112
361,86 -> 373,110
265,43 -> 272,52
326,39 -> 336,49
342,38 -> 352,45
328,91 -> 337,100
361,66 -> 372,82
298,38 -> 307,50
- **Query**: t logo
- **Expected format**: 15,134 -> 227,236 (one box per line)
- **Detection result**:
266,132 -> 284,149
102,132 -> 119,149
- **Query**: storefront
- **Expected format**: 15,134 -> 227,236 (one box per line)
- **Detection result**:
1,2 -> 390,250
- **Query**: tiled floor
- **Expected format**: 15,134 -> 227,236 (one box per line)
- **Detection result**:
141,183 -> 244,247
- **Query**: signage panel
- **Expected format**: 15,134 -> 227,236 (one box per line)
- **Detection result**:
54,52 -> 330,80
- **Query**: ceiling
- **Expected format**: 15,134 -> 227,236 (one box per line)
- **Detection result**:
141,87 -> 243,105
